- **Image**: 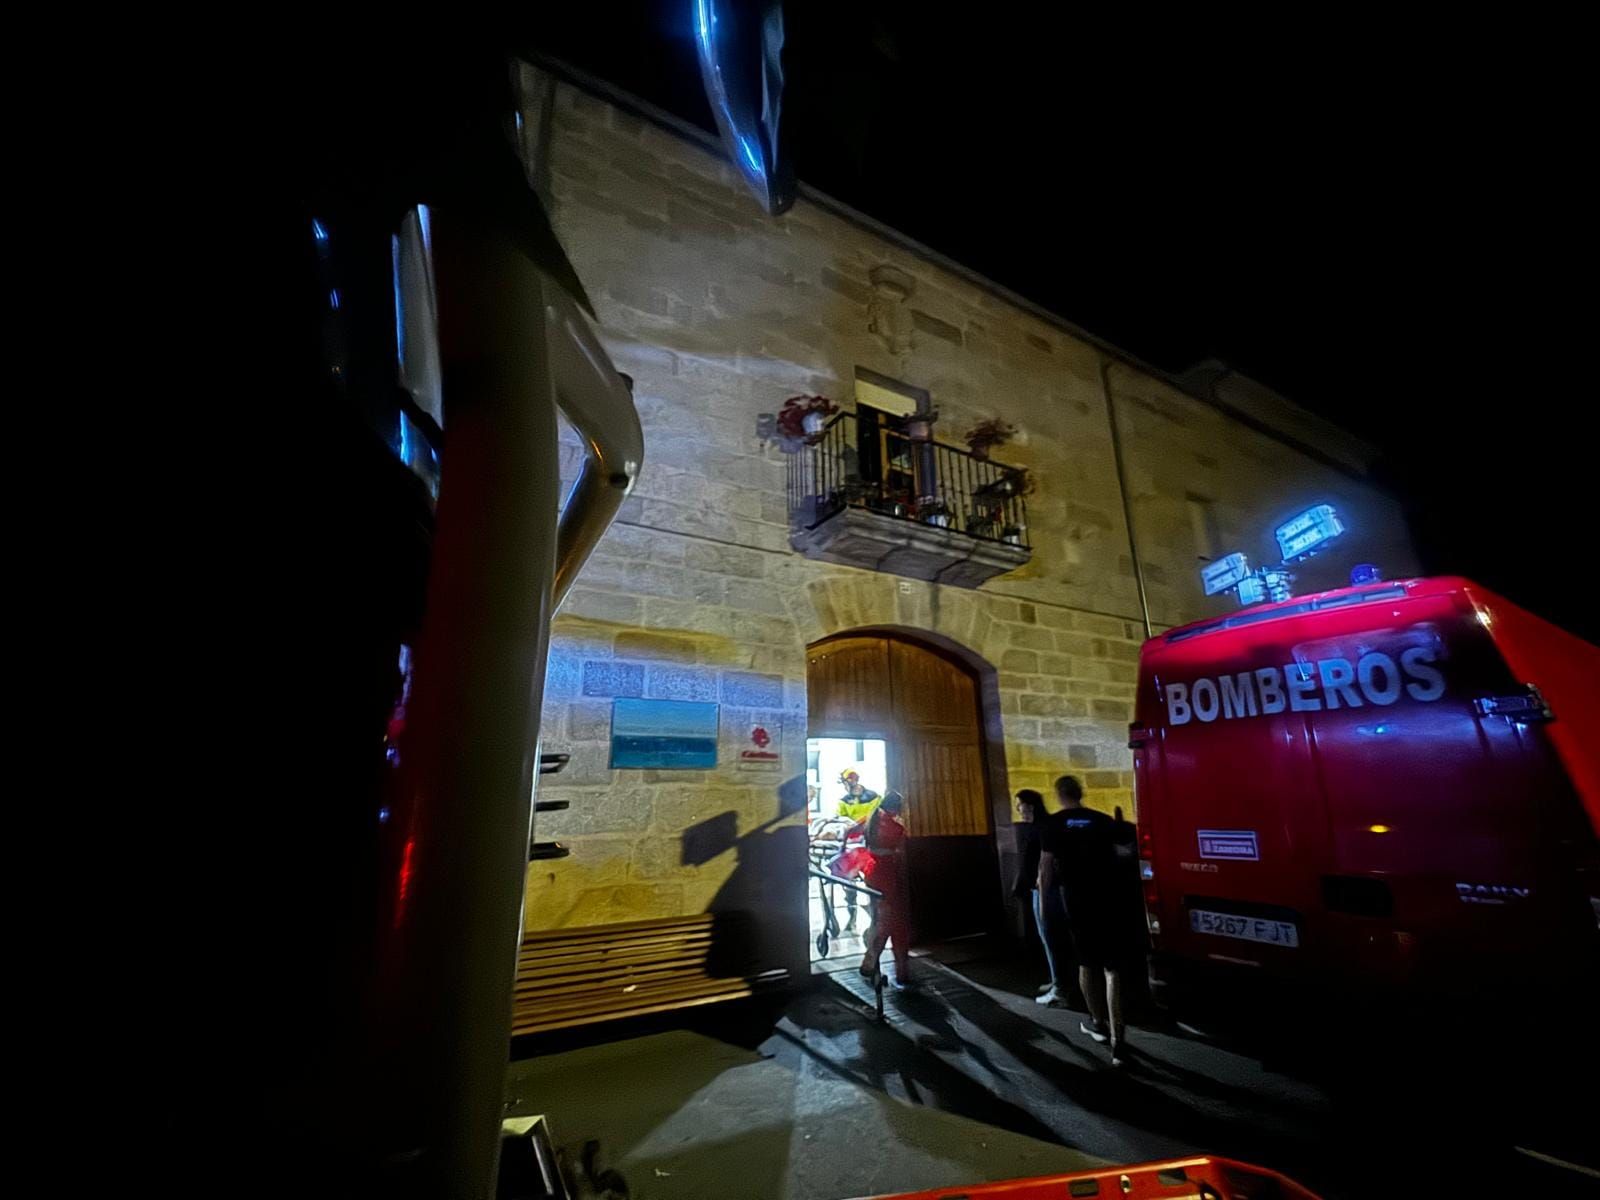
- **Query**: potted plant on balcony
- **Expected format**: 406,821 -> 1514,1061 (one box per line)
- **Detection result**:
869,486 -> 913,518
979,466 -> 1034,498
777,394 -> 839,442
917,498 -> 953,529
963,417 -> 1016,461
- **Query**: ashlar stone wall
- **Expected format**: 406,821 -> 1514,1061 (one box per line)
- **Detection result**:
518,72 -> 1420,975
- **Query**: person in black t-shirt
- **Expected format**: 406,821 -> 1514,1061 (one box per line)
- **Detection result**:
1039,775 -> 1130,1066
1012,790 -> 1068,1004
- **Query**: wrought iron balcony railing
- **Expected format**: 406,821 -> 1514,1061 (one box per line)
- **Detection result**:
785,412 -> 1031,548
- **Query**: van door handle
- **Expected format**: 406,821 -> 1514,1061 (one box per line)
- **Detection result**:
1473,686 -> 1553,724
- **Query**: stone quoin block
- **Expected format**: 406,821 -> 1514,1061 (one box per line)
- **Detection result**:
563,589 -> 645,626
616,630 -> 701,660
720,671 -> 785,708
1019,694 -> 1072,717
1091,698 -> 1133,722
566,701 -> 612,742
645,665 -> 718,702
543,653 -> 582,701
910,308 -> 963,345
1000,649 -> 1039,673
582,660 -> 645,698
1008,626 -> 1055,652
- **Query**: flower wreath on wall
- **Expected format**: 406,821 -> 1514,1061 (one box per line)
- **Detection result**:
776,394 -> 840,443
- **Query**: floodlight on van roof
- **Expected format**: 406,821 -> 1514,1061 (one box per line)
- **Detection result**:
1275,504 -> 1345,563
1198,504 -> 1348,608
1236,576 -> 1268,606
1201,553 -> 1252,597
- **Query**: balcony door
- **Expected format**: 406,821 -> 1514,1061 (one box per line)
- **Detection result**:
854,369 -> 926,507
806,633 -> 1001,945
856,403 -> 922,508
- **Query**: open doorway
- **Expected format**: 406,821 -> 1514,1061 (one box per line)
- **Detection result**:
805,633 -> 1001,976
807,736 -> 888,973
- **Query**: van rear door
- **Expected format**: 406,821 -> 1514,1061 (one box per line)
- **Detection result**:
1297,594 -> 1541,983
1141,628 -> 1332,982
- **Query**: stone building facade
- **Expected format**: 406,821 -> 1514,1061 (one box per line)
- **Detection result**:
518,67 -> 1419,980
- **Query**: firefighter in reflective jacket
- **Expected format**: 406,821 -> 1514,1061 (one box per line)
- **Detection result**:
828,771 -> 880,931
837,771 -> 880,821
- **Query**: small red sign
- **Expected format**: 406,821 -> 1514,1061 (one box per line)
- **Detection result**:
738,718 -> 782,770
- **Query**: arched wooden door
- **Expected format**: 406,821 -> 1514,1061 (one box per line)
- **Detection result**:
808,634 -> 1000,943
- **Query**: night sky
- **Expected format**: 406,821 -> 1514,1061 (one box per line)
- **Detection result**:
527,5 -> 1592,640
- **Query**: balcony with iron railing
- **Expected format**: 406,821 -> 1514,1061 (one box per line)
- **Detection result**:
785,411 -> 1033,587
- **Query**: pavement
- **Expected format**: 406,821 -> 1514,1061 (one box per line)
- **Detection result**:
507,946 -> 1600,1200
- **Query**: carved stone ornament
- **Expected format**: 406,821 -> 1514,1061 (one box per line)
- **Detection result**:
867,263 -> 917,355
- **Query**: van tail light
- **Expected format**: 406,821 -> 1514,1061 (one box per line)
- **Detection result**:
1142,863 -> 1161,937
1138,823 -> 1162,939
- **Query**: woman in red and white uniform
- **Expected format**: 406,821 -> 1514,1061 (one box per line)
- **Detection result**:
858,790 -> 913,989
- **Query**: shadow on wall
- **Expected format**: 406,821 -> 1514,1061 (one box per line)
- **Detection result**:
682,774 -> 810,982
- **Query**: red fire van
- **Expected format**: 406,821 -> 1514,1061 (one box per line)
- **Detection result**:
1132,576 -> 1599,1005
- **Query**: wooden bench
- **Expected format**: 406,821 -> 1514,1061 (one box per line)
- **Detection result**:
510,913 -> 789,1036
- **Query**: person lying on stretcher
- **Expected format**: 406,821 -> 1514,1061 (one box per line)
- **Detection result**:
822,813 -> 877,934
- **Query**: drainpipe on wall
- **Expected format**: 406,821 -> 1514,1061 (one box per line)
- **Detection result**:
1100,358 -> 1153,639
912,394 -> 939,512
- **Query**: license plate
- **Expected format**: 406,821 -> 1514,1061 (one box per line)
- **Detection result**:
1189,908 -> 1299,947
